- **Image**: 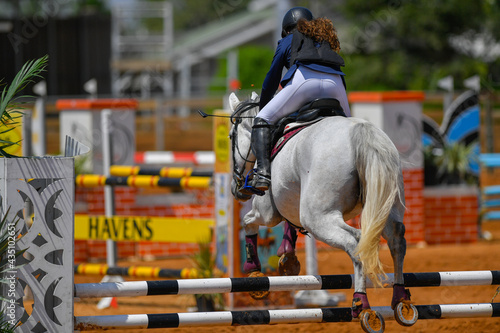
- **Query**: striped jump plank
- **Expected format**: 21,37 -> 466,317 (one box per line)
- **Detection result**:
75,174 -> 211,189
110,165 -> 213,178
74,270 -> 500,298
74,264 -> 200,279
134,151 -> 215,165
74,303 -> 500,330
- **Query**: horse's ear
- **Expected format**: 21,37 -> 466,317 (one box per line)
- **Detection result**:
229,92 -> 240,112
251,91 -> 259,101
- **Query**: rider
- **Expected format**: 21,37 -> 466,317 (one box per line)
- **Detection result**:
249,7 -> 351,193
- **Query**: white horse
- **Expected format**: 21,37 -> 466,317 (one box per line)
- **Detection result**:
228,92 -> 417,333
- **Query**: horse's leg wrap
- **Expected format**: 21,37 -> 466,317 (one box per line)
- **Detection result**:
352,292 -> 371,318
243,234 -> 261,273
392,284 -> 417,326
391,284 -> 411,309
250,117 -> 272,191
277,221 -> 298,257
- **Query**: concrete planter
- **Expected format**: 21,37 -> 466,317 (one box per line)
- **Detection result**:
0,157 -> 74,332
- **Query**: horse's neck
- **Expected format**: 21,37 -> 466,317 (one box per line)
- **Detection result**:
240,118 -> 253,149
241,108 -> 257,135
239,101 -> 259,145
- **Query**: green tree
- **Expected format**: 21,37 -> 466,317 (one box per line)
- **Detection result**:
340,0 -> 500,91
209,46 -> 275,94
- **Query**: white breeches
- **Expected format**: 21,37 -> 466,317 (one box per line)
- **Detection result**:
257,66 -> 351,125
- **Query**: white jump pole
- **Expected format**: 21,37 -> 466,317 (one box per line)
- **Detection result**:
102,109 -> 117,267
74,303 -> 500,330
295,236 -> 345,306
98,108 -> 124,309
74,270 -> 500,298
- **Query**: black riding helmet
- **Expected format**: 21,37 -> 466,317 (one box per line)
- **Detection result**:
281,7 -> 313,38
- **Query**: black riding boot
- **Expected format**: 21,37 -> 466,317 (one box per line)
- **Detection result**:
250,117 -> 272,191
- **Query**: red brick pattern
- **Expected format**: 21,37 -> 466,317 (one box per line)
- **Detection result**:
402,169 -> 425,244
423,187 -> 479,244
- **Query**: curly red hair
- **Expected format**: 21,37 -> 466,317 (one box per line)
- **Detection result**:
297,18 -> 340,53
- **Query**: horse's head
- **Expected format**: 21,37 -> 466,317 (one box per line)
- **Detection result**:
228,92 -> 260,201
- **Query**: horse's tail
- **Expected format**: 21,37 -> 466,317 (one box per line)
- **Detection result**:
351,120 -> 404,288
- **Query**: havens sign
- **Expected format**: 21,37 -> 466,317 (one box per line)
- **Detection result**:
75,215 -> 214,243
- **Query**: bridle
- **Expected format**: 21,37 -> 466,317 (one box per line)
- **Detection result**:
230,101 -> 259,191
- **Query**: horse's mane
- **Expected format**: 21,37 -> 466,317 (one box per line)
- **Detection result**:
231,99 -> 259,124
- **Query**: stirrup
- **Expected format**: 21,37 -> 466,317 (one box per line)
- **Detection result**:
241,169 -> 268,196
250,173 -> 271,190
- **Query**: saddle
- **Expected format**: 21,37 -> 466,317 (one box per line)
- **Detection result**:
271,98 -> 346,158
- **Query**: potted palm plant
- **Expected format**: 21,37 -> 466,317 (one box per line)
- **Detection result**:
434,141 -> 478,185
0,55 -> 48,157
191,240 -> 224,311
0,56 -> 76,332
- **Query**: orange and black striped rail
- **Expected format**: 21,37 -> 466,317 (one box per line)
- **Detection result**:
109,165 -> 213,178
75,174 -> 211,189
74,263 -> 201,279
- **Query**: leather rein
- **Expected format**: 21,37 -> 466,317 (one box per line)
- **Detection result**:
230,101 -> 259,190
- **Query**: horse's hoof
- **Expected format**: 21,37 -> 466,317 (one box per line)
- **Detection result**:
394,301 -> 418,326
278,252 -> 301,276
248,271 -> 270,300
359,309 -> 385,333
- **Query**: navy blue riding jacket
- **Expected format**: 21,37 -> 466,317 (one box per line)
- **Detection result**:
259,33 -> 346,110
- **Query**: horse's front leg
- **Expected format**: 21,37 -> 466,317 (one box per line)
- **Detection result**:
242,194 -> 282,274
241,195 -> 282,300
242,210 -> 262,274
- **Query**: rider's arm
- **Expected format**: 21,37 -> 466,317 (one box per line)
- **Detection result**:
259,35 -> 292,110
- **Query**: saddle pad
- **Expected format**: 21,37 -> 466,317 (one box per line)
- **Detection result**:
270,118 -> 322,160
283,118 -> 322,133
271,125 -> 306,160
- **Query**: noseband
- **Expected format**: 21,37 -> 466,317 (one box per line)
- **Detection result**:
230,101 -> 259,190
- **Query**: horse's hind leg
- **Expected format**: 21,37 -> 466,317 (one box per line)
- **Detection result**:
304,212 -> 369,316
383,217 -> 410,306
304,208 -> 387,332
383,210 -> 418,327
